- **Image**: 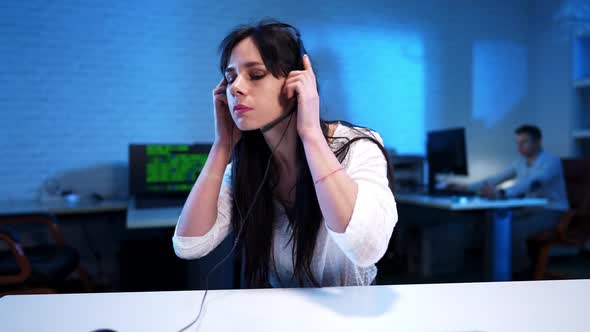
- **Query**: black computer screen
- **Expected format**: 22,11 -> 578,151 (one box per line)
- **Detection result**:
427,127 -> 468,176
129,144 -> 211,196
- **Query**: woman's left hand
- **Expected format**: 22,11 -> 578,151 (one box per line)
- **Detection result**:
283,55 -> 322,141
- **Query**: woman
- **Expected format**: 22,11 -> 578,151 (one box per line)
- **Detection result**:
173,20 -> 397,288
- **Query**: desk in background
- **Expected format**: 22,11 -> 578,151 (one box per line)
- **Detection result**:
1,279 -> 587,332
396,193 -> 547,281
0,199 -> 128,216
126,198 -> 181,229
0,198 -> 186,231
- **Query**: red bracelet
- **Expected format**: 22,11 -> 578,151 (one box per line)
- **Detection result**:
314,166 -> 344,185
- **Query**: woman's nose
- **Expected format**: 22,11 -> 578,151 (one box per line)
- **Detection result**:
230,75 -> 246,96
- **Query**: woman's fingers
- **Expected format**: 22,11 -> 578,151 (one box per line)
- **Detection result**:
213,78 -> 228,104
282,56 -> 318,100
283,79 -> 304,99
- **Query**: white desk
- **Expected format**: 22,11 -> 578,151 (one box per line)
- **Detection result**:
1,280 -> 587,332
396,193 -> 548,281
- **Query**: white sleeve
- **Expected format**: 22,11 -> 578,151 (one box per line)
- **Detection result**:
325,132 -> 398,267
172,163 -> 233,259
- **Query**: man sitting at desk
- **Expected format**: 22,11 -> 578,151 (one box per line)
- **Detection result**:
452,124 -> 569,275
467,125 -> 568,207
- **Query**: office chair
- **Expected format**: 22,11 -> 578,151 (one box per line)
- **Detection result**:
527,159 -> 590,280
0,214 -> 92,296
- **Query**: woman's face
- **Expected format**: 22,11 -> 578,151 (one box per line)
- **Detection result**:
225,37 -> 293,131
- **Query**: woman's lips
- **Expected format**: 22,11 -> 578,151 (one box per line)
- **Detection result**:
233,104 -> 252,115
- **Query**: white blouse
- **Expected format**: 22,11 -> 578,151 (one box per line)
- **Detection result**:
173,124 -> 398,287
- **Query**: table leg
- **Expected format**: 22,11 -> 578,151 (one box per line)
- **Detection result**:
485,209 -> 512,281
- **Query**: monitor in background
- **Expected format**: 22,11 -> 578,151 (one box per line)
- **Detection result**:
426,127 -> 468,195
129,144 -> 211,208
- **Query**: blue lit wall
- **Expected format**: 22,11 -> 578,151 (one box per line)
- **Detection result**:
529,0 -> 582,157
303,26 -> 425,154
0,0 -> 549,199
472,41 -> 528,128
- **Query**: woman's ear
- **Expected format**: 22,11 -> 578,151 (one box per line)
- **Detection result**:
280,80 -> 297,104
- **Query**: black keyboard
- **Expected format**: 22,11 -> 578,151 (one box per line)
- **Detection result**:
135,196 -> 187,209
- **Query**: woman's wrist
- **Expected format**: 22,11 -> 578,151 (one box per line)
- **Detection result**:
211,141 -> 232,163
299,125 -> 325,145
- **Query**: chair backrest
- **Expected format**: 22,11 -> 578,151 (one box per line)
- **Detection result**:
561,159 -> 590,211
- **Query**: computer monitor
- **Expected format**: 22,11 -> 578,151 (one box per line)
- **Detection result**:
129,144 -> 211,198
426,128 -> 468,194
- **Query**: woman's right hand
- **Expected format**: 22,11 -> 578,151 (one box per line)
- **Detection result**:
213,78 -> 241,151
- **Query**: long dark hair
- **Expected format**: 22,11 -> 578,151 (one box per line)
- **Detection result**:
219,19 -> 395,288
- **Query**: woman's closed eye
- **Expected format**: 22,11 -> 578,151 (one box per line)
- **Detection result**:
225,71 -> 266,84
250,71 -> 266,80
